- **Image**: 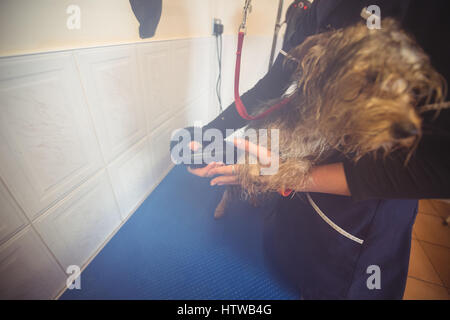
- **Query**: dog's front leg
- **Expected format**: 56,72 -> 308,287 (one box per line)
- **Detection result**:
237,159 -> 312,196
214,188 -> 231,219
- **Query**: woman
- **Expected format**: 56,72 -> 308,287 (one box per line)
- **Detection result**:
184,0 -> 450,299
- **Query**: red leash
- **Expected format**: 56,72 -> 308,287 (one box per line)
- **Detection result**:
234,31 -> 293,120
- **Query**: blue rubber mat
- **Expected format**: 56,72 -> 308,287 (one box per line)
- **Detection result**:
60,166 -> 299,300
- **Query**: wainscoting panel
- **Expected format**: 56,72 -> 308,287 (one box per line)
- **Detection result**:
107,137 -> 155,220
171,38 -> 212,114
34,170 -> 121,270
75,45 -> 147,164
0,52 -> 104,221
149,122 -> 175,185
0,179 -> 28,245
137,41 -> 176,132
0,227 -> 66,299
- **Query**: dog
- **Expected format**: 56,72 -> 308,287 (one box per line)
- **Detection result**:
213,19 -> 446,219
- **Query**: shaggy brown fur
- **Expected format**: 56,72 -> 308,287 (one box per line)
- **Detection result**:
214,19 -> 446,219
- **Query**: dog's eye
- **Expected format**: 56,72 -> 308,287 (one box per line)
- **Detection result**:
342,134 -> 352,144
366,71 -> 378,83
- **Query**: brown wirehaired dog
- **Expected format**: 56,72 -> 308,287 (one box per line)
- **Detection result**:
214,19 -> 447,218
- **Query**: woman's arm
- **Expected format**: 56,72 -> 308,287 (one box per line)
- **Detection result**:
206,139 -> 352,196
204,52 -> 295,138
306,163 -> 351,196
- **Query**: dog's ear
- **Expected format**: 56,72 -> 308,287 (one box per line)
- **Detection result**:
285,33 -> 326,74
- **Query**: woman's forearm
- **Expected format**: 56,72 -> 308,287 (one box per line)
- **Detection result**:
305,163 -> 351,196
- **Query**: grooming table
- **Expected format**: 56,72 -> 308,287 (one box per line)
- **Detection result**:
60,166 -> 298,299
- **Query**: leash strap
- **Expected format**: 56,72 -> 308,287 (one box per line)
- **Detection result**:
279,188 -> 293,197
234,32 -> 294,120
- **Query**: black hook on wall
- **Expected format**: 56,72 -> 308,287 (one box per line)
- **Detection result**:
129,0 -> 163,39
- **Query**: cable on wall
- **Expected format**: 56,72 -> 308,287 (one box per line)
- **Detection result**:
213,18 -> 224,112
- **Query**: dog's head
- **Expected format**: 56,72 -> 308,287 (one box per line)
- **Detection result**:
287,19 -> 446,160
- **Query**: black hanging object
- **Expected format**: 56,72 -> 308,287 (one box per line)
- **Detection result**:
129,0 -> 162,39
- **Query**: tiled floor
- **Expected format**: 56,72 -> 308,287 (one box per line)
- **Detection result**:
403,200 -> 450,300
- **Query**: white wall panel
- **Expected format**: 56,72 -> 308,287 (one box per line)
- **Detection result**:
149,101 -> 204,183
0,179 -> 28,245
220,34 -> 238,109
171,39 -> 195,113
218,35 -> 273,111
0,227 -> 66,299
138,41 -> 175,132
34,171 -> 121,269
0,52 -> 104,220
139,38 -> 212,131
76,45 -> 146,164
171,38 -> 212,113
182,91 -> 210,127
240,35 -> 273,89
149,117 -> 182,184
185,38 -> 212,102
108,137 -> 155,220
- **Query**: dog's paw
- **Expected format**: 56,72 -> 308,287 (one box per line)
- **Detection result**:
214,203 -> 226,219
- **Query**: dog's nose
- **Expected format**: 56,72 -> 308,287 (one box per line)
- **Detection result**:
391,122 -> 419,139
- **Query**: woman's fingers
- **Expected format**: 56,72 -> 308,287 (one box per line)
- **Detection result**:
234,138 -> 271,165
210,175 -> 239,186
205,164 -> 238,185
187,162 -> 238,186
187,161 -> 222,177
189,141 -> 202,151
207,164 -> 234,177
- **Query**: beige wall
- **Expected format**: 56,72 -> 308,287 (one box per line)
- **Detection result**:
213,0 -> 288,36
0,0 -> 289,57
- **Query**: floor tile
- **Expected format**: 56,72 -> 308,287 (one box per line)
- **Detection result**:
413,213 -> 450,248
403,277 -> 450,300
408,240 -> 443,285
420,241 -> 450,289
418,200 -> 440,217
418,200 -> 450,219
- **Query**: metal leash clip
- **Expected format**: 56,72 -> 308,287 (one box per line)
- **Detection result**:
239,0 -> 252,34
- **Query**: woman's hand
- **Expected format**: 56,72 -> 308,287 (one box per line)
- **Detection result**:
187,162 -> 224,178
207,164 -> 239,186
206,138 -> 272,186
185,141 -> 225,177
